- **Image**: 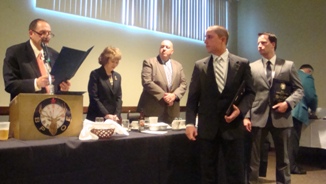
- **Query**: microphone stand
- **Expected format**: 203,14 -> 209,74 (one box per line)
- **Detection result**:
41,42 -> 54,95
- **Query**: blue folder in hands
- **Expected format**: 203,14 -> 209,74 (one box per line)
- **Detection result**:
50,46 -> 94,86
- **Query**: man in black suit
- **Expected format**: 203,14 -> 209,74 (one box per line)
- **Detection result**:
185,25 -> 256,184
3,18 -> 70,101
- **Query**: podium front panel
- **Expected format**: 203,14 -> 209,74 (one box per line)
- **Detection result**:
9,93 -> 83,140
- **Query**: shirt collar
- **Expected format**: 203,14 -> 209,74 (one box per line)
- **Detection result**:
165,59 -> 171,64
262,55 -> 276,65
212,49 -> 229,62
159,55 -> 171,64
29,39 -> 44,58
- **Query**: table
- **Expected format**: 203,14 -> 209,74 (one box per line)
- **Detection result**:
300,119 -> 326,149
0,130 -> 200,184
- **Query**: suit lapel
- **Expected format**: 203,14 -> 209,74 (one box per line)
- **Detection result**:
258,59 -> 270,87
274,58 -> 285,79
223,55 -> 242,91
111,73 -> 119,94
202,56 -> 209,74
170,60 -> 175,88
106,79 -> 113,92
25,41 -> 41,77
206,56 -> 220,94
99,67 -> 114,94
170,59 -> 179,90
225,56 -> 237,85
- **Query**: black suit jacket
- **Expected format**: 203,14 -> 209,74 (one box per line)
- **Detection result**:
3,40 -> 59,101
86,66 -> 122,121
186,54 -> 256,140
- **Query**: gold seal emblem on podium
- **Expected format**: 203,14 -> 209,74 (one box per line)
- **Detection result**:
33,97 -> 72,136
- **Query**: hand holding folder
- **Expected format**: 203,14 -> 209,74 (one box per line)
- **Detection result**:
225,80 -> 246,116
270,78 -> 291,105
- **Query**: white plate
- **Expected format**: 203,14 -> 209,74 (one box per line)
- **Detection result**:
148,122 -> 169,131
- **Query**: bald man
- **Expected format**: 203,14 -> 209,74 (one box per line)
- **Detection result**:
137,40 -> 187,124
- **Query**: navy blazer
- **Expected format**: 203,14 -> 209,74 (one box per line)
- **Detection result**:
3,40 -> 58,101
86,66 -> 122,121
186,54 -> 256,140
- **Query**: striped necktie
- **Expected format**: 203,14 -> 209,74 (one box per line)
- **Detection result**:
214,57 -> 225,93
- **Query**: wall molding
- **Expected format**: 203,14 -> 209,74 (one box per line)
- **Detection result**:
0,106 -> 186,115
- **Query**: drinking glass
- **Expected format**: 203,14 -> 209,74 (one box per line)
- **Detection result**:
122,119 -> 130,131
95,117 -> 104,123
0,122 -> 10,140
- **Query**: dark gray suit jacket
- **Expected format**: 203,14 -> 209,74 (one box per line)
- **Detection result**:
247,58 -> 304,128
3,40 -> 58,101
86,66 -> 122,121
186,54 -> 256,140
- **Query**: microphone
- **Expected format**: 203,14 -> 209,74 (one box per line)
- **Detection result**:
41,41 -> 50,63
41,41 -> 54,94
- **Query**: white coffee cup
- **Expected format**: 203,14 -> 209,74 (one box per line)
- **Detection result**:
171,120 -> 180,130
131,121 -> 139,129
148,116 -> 158,124
179,120 -> 186,129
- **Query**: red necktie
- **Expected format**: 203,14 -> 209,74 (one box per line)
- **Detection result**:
36,53 -> 50,93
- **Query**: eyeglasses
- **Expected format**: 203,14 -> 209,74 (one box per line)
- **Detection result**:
32,30 -> 55,38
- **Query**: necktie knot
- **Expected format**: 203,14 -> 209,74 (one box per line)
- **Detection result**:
215,57 -> 223,63
267,60 -> 271,66
38,53 -> 43,60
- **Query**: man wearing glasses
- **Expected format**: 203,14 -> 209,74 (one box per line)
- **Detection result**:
3,18 -> 71,101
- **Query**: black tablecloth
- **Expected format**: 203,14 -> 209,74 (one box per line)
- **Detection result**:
0,130 -> 200,184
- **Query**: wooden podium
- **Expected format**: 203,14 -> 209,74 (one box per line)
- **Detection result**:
9,93 -> 83,140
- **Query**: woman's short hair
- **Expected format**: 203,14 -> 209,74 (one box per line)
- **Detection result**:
98,46 -> 122,65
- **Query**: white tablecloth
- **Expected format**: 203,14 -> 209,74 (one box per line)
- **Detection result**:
300,119 -> 326,149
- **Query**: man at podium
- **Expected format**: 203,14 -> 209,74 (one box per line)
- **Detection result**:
3,18 -> 71,101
